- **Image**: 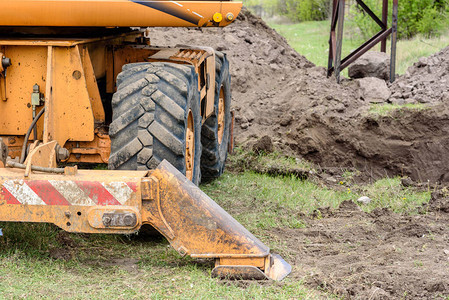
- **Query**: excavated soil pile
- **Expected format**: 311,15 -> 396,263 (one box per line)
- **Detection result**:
390,47 -> 449,105
270,197 -> 449,299
150,9 -> 449,182
151,11 -> 449,298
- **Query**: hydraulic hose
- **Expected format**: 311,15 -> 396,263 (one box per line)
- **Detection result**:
7,160 -> 65,174
20,107 -> 45,164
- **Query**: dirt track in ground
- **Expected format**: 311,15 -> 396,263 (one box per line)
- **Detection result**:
269,196 -> 449,299
151,8 -> 449,299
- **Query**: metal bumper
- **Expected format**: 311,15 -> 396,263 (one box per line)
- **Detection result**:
0,160 -> 291,281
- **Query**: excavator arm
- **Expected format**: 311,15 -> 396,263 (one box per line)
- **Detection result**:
0,1 -> 242,28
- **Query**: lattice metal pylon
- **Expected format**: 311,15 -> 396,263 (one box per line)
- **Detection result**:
327,0 -> 398,83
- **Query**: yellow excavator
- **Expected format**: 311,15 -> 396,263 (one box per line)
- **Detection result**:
0,0 -> 290,280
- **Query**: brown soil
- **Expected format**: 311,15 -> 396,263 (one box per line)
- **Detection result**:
390,47 -> 449,105
48,231 -> 77,261
270,197 -> 449,299
149,9 -> 449,298
150,8 -> 449,183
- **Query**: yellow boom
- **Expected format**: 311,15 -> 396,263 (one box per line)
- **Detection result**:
0,1 -> 242,27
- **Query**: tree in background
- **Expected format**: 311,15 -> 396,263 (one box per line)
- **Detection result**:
243,0 -> 449,39
242,0 -> 330,21
351,0 -> 449,39
298,0 -> 330,21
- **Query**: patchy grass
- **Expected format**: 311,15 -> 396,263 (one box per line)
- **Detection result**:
203,171 -> 430,228
256,152 -> 314,171
368,103 -> 428,116
203,171 -> 345,231
0,225 -> 321,299
0,223 -> 60,255
393,32 -> 449,75
0,150 -> 432,298
226,150 -> 431,214
348,177 -> 431,213
228,147 -> 315,174
268,20 -> 449,75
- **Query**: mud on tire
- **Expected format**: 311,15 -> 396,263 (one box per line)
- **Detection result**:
108,62 -> 202,185
200,52 -> 232,181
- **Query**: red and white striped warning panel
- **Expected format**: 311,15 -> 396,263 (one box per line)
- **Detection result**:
0,180 -> 138,206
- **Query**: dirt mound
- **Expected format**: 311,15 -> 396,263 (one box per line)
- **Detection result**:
150,9 -> 449,182
270,204 -> 449,299
149,8 -> 313,96
293,104 -> 449,182
390,46 -> 449,105
424,190 -> 449,213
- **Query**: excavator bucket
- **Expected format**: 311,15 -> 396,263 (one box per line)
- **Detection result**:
0,159 -> 291,281
143,161 -> 292,280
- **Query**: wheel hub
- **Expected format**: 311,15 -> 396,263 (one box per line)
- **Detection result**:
217,86 -> 225,144
185,110 -> 195,181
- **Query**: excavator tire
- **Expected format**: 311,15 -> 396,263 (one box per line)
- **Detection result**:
108,62 -> 202,185
200,52 -> 232,181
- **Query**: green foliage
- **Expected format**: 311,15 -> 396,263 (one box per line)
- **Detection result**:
269,19 -> 449,75
243,0 -> 330,21
285,0 -> 301,21
352,0 -> 449,39
298,0 -> 330,21
248,0 -> 449,39
242,0 -> 283,16
416,6 -> 445,36
282,0 -> 330,21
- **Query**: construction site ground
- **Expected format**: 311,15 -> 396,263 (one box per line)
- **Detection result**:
1,9 -> 449,300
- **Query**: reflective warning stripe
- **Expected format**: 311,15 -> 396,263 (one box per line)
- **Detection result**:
0,180 -> 138,206
27,180 -> 71,206
3,180 -> 46,205
103,182 -> 134,205
127,182 -> 138,193
0,187 -> 20,205
49,180 -> 96,206
76,181 -> 120,206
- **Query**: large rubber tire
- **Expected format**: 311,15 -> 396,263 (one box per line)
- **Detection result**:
108,62 -> 202,185
200,52 -> 232,181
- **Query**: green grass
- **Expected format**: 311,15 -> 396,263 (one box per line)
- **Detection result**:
0,150 -> 432,299
256,151 -> 314,171
368,103 -> 428,117
267,20 -> 348,69
268,20 -> 449,75
0,227 -> 320,299
202,170 -> 430,229
352,177 -> 431,212
224,150 -> 430,215
228,147 -> 315,174
203,171 -> 342,231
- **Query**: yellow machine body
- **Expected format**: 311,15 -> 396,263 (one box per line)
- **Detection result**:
0,32 -> 218,164
0,0 -> 292,280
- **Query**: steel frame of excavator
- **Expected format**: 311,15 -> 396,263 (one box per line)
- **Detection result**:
0,30 -> 217,165
0,1 -> 291,281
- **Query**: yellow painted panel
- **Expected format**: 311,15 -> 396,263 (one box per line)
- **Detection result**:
0,46 -> 47,137
45,46 -> 95,145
